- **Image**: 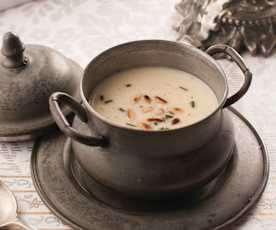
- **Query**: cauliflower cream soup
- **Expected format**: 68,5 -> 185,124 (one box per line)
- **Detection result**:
89,66 -> 218,130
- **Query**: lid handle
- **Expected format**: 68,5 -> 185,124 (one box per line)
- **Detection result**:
1,32 -> 28,68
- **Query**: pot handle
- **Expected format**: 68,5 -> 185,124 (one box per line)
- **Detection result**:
49,92 -> 107,147
206,44 -> 252,108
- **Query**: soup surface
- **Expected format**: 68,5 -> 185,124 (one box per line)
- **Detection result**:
90,67 -> 218,130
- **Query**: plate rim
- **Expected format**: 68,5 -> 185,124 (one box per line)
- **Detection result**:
31,107 -> 270,230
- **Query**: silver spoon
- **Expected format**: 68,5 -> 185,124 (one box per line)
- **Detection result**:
0,180 -> 32,230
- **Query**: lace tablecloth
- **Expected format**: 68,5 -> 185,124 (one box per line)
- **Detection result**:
0,1 -> 275,229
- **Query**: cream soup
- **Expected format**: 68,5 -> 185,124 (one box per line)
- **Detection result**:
89,67 -> 218,130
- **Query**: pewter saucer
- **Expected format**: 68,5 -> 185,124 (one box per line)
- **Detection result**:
31,107 -> 269,230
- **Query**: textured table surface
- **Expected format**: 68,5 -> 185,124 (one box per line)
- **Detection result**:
0,0 -> 275,229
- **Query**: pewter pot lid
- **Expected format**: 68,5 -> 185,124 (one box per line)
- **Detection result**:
0,32 -> 82,141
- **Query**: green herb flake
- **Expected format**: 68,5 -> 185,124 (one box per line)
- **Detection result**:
190,101 -> 196,108
168,111 -> 174,115
125,84 -> 132,87
165,114 -> 174,119
104,99 -> 113,104
126,123 -> 136,127
154,122 -> 158,126
179,86 -> 188,91
172,118 -> 180,125
119,108 -> 125,112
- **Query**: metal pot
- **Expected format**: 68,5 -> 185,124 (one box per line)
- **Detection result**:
49,41 -> 252,199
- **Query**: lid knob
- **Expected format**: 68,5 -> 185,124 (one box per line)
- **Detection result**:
1,32 -> 28,68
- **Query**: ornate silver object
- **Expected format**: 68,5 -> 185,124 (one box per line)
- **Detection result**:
175,0 -> 230,46
175,0 -> 276,56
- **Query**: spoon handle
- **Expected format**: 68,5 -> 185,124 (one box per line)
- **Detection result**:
6,221 -> 33,230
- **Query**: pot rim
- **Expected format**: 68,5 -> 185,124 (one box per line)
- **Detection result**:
80,39 -> 228,133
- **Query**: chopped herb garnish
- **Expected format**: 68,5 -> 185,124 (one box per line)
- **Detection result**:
165,114 -> 174,119
172,118 -> 180,125
133,95 -> 141,102
126,123 -> 136,127
172,107 -> 183,112
168,111 -> 174,115
125,84 -> 132,87
104,99 -> 113,104
160,127 -> 169,130
190,101 -> 196,108
100,95 -> 104,101
140,122 -> 152,130
155,96 -> 168,104
154,122 -> 158,126
127,108 -> 135,120
147,118 -> 163,122
119,108 -> 125,112
179,86 -> 188,91
144,95 -> 152,103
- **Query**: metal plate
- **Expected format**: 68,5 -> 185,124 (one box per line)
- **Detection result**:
31,107 -> 269,230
